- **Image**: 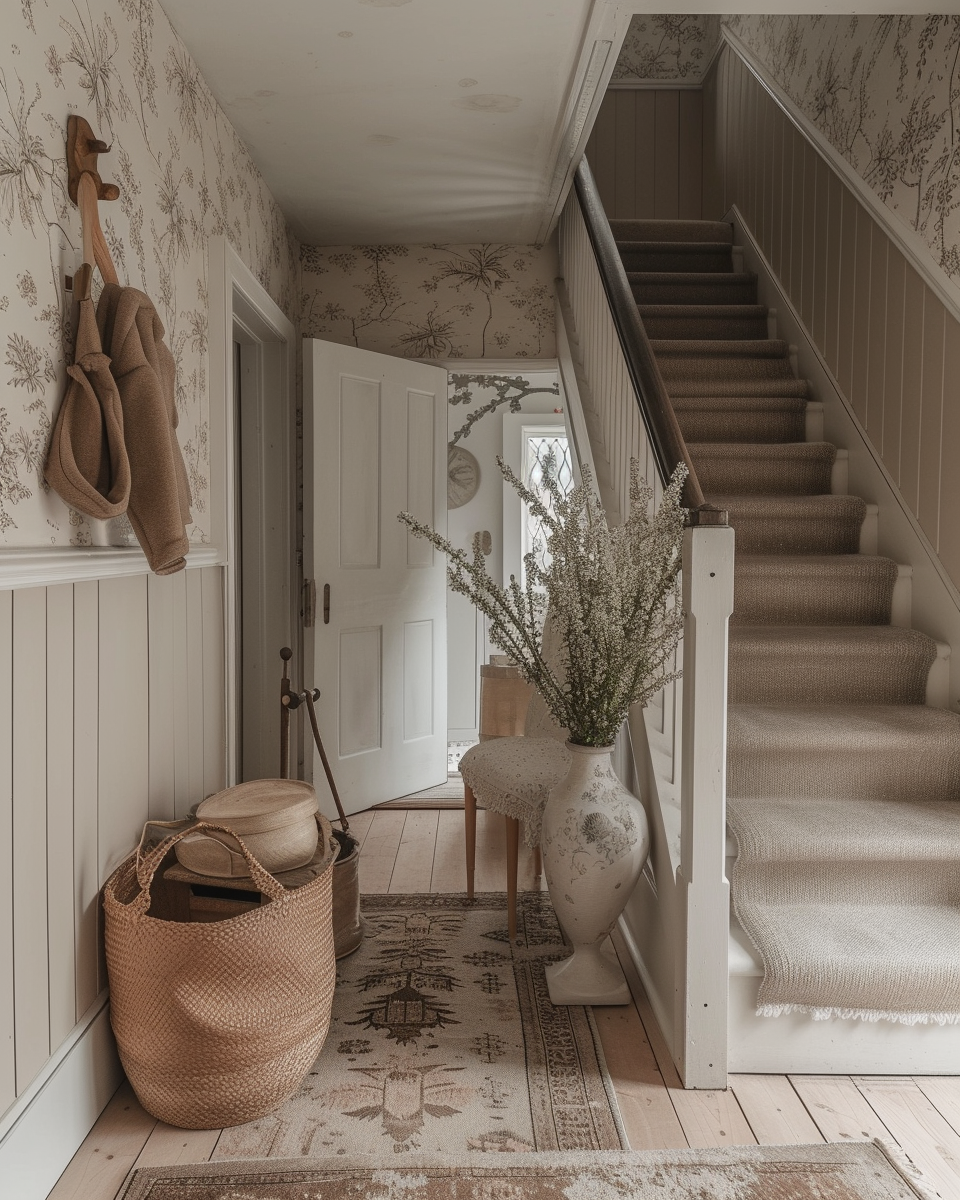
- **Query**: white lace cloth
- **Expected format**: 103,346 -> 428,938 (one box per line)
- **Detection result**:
459,737 -> 571,848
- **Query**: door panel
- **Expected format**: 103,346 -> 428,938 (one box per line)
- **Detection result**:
305,341 -> 448,814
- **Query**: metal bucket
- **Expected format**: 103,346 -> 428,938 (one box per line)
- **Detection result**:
331,827 -> 364,958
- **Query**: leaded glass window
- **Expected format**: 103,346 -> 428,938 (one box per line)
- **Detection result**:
522,433 -> 574,577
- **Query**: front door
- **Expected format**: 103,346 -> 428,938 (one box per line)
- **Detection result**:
304,341 -> 448,815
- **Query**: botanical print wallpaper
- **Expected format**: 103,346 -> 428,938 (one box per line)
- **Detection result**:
725,16 -> 960,283
300,242 -> 557,360
0,0 -> 298,546
612,15 -> 721,83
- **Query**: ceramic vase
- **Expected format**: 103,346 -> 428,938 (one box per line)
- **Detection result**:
540,742 -> 650,1005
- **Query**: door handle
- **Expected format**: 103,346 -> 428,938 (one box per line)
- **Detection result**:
323,583 -> 330,624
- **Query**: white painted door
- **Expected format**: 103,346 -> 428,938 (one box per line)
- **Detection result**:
304,340 -> 448,815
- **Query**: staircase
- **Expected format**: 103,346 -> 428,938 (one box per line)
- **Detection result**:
611,218 -> 960,1042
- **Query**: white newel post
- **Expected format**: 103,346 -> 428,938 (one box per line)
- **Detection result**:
677,520 -> 735,1089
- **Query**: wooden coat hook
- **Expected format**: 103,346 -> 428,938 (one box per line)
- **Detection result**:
66,114 -> 120,293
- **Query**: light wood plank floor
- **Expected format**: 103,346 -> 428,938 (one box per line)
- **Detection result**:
49,808 -> 960,1199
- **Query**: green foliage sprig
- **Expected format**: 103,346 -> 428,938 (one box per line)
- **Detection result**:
399,458 -> 687,747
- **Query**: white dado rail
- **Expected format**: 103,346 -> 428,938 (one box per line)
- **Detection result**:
557,173 -> 734,1088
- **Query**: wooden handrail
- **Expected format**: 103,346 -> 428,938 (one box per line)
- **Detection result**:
572,158 -> 715,518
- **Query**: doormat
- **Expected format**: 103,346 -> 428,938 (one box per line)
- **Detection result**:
214,892 -> 626,1159
121,1142 -> 936,1200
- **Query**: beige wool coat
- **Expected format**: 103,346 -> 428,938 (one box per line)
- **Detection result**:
96,284 -> 193,575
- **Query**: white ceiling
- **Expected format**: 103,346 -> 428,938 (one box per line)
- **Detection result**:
159,0 -> 600,246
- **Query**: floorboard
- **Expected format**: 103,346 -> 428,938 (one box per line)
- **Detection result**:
728,1075 -> 824,1145
44,805 -> 960,1200
47,1082 -> 156,1200
854,1077 -> 960,1198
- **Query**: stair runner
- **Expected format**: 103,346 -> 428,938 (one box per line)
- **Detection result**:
612,218 -> 960,1025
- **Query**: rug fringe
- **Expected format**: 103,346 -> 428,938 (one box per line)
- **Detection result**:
873,1138 -> 942,1200
757,1002 -> 960,1026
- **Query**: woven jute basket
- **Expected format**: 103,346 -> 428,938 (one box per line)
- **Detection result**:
103,816 -> 336,1130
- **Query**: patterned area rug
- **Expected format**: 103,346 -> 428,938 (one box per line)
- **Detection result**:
214,893 -> 625,1159
121,1143 -> 936,1199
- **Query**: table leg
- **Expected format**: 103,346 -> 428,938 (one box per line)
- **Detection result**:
506,816 -> 519,944
464,782 -> 477,899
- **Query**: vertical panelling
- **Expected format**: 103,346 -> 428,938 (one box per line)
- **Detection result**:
634,91 -> 657,218
170,570 -> 191,818
938,322 -> 960,580
851,207 -> 873,425
654,90 -> 680,218
917,293 -> 945,545
97,575 -> 149,885
46,584 -> 75,1049
12,589 -> 49,1093
614,90 -> 636,218
899,265 -> 926,516
865,233 -> 888,451
0,592 -> 13,1112
678,90 -> 702,219
882,253 -> 906,482
836,193 -> 859,399
73,581 -> 99,1019
799,142 -> 817,328
768,113 -> 782,286
701,68 -> 720,217
185,569 -> 205,805
812,154 -> 830,349
147,574 -> 176,821
589,94 -> 617,214
823,172 -> 844,374
201,568 -> 226,799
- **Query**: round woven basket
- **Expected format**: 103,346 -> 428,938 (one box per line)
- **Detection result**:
176,779 -> 320,878
103,817 -> 336,1129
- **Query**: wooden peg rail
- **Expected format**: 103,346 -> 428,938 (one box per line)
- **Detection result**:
66,114 -> 120,292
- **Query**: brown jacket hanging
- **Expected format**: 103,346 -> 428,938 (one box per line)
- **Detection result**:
44,264 -> 131,521
96,283 -> 193,575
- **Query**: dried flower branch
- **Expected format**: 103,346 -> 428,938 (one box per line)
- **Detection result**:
400,458 -> 687,747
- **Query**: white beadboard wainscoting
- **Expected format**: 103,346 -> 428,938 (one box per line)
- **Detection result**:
0,559 -> 226,1199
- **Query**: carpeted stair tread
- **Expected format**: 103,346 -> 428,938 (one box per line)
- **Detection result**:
658,356 -> 796,385
728,626 -> 937,705
708,494 -> 866,554
628,271 -> 758,305
637,304 -> 767,341
618,244 -> 732,273
675,396 -> 807,444
652,337 -> 789,359
728,796 -> 960,1022
733,555 -> 899,625
727,703 -> 960,801
668,377 -> 810,399
610,218 -> 733,244
690,442 -> 835,496
674,396 -> 809,413
729,797 -> 960,864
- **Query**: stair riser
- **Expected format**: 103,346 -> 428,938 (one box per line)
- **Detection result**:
610,220 -> 733,243
677,412 -> 807,443
728,651 -> 932,705
640,315 -> 768,340
631,280 -> 758,305
731,578 -> 895,626
657,357 -> 794,383
728,745 -> 960,801
668,379 -> 810,399
724,513 -> 863,555
619,250 -> 732,272
692,456 -> 833,496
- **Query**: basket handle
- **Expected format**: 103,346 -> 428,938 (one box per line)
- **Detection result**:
132,820 -> 287,912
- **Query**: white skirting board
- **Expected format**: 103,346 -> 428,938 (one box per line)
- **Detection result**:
0,998 -> 123,1200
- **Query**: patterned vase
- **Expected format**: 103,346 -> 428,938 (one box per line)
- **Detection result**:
540,742 -> 649,1005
